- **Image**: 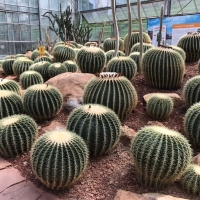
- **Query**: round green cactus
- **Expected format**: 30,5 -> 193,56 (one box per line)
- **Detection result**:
34,56 -> 52,63
83,72 -> 138,120
19,71 -> 44,89
53,44 -> 76,62
30,130 -> 89,190
12,58 -> 34,78
23,84 -> 63,120
0,114 -> 38,157
146,94 -> 173,119
177,32 -> 200,62
2,58 -> 15,75
103,37 -> 124,52
183,102 -> 200,148
183,75 -> 200,108
130,42 -> 154,53
105,50 -> 125,64
130,126 -> 192,189
0,90 -> 23,119
30,49 -> 50,61
171,46 -> 186,61
0,79 -> 21,95
15,54 -> 27,59
180,164 -> 200,195
4,55 -> 15,60
66,104 -> 121,156
62,60 -> 78,72
142,47 -> 185,90
129,52 -> 140,70
48,62 -> 67,78
106,56 -> 137,81
77,46 -> 106,74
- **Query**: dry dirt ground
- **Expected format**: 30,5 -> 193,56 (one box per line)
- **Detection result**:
5,62 -> 200,200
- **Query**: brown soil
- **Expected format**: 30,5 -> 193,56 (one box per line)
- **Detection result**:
5,62 -> 200,200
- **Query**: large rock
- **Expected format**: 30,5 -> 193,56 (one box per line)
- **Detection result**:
45,72 -> 95,110
120,125 -> 137,140
142,193 -> 188,200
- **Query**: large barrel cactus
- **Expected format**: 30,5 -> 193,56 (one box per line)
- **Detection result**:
0,79 -> 21,95
183,75 -> 200,108
103,37 -> 124,52
171,46 -> 186,61
76,46 -> 106,74
2,58 -> 15,75
66,104 -> 121,156
30,49 -> 50,61
177,32 -> 200,62
130,42 -> 154,53
23,84 -> 63,120
129,52 -> 140,70
34,56 -> 52,63
30,130 -> 89,190
105,50 -> 125,65
83,72 -> 138,120
0,114 -> 38,157
62,60 -> 78,72
48,62 -> 67,78
0,90 -> 23,119
130,126 -> 192,188
142,46 -> 185,90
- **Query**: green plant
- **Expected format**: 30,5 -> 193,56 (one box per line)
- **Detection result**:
177,32 -> 200,62
30,49 -> 50,61
0,79 -> 21,95
183,75 -> 200,108
130,42 -> 153,53
2,58 -> 15,75
0,114 -> 38,157
76,46 -> 106,74
23,84 -> 63,120
15,54 -> 27,59
62,60 -> 78,72
171,46 -> 186,61
146,94 -> 173,119
103,37 -> 124,52
19,71 -> 44,89
30,130 -> 89,190
34,56 -> 52,63
129,52 -> 140,70
0,90 -> 23,119
180,164 -> 200,195
142,47 -> 185,90
105,50 -> 125,65
48,62 -> 67,78
83,72 -> 138,120
66,104 -> 121,156
130,126 -> 192,189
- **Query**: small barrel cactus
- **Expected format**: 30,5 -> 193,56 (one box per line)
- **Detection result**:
183,102 -> 200,148
0,114 -> 38,157
83,72 -> 138,120
177,32 -> 200,62
48,62 -> 67,78
103,37 -> 124,52
171,46 -> 186,61
146,94 -> 173,119
2,58 -> 15,75
23,84 -> 63,120
30,49 -> 50,61
130,42 -> 154,53
183,75 -> 200,108
34,56 -> 52,63
142,46 -> 185,90
30,130 -> 89,190
0,79 -> 21,95
12,58 -> 34,78
129,52 -> 140,70
66,104 -> 121,156
0,90 -> 23,119
19,71 -> 44,89
105,50 -> 125,65
130,126 -> 192,189
15,54 -> 26,59
106,56 -> 137,81
62,60 -> 78,72
76,46 -> 106,74
180,164 -> 200,195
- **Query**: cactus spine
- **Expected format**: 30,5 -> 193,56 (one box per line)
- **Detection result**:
30,130 -> 89,190
83,72 -> 138,120
23,84 -> 63,120
66,104 -> 121,156
0,114 -> 38,157
2,59 -> 15,75
48,63 -> 67,78
0,79 -> 21,95
130,126 -> 192,188
62,60 -> 78,72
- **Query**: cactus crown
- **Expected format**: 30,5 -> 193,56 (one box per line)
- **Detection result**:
0,90 -> 14,97
48,130 -> 74,143
96,72 -> 122,78
192,164 -> 200,175
1,116 -> 19,126
83,104 -> 108,115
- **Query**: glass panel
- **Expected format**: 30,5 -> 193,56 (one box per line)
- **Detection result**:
83,13 -> 95,23
90,12 -> 102,23
18,6 -> 29,12
15,42 -> 21,53
19,13 -> 29,24
116,8 -> 127,20
49,0 -> 58,10
0,0 -> 4,3
96,10 -> 109,21
7,13 -> 12,23
131,5 -> 146,18
60,0 -> 67,10
13,13 -> 19,23
0,24 -> 6,40
180,0 -> 196,14
0,4 -> 5,9
8,24 -> 14,41
13,24 -> 20,40
5,0 -> 17,4
170,0 -> 182,15
40,10 -> 50,26
142,3 -> 157,18
0,42 -> 9,55
21,42 -> 30,52
195,0 -> 200,12
17,0 -> 28,6
6,4 -> 18,11
30,7 -> 38,13
30,14 -> 39,25
0,12 -> 6,22
21,25 -> 30,41
153,1 -> 164,16
31,25 -> 39,41
40,0 -> 49,9
29,0 -> 38,8
9,42 -> 15,54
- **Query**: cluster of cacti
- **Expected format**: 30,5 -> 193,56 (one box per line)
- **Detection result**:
130,125 -> 192,188
0,90 -> 23,119
105,50 -> 125,64
0,79 -> 21,95
83,72 -> 138,120
106,56 -> 137,81
180,164 -> 200,195
2,58 -> 15,75
23,84 -> 63,120
171,46 -> 186,61
30,130 -> 89,189
146,94 -> 173,119
0,114 -> 38,157
142,46 -> 185,90
66,104 -> 121,156
30,49 -> 50,61
12,58 -> 34,78
183,75 -> 200,108
103,37 -> 124,52
34,56 -> 52,63
19,71 -> 44,89
48,63 -> 67,78
130,42 -> 154,53
62,60 -> 78,72
183,102 -> 200,148
76,46 -> 106,74
177,32 -> 200,62
53,45 -> 76,62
